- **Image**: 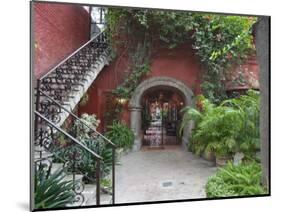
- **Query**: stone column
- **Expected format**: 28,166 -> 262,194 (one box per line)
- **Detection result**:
129,106 -> 142,151
181,96 -> 194,150
181,121 -> 193,150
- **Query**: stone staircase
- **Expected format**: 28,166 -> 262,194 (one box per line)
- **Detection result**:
37,30 -> 111,127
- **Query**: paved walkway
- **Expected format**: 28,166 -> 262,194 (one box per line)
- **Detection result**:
115,146 -> 217,203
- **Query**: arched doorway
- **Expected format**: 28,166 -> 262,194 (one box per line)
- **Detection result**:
141,88 -> 185,147
129,76 -> 194,151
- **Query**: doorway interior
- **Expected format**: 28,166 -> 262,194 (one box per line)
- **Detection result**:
141,87 -> 185,148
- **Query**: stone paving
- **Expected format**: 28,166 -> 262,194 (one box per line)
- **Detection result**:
115,145 -> 217,203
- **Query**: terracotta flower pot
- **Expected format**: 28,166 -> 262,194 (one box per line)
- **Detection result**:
215,155 -> 232,167
202,150 -> 216,162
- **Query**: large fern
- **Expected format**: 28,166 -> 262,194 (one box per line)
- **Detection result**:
205,162 -> 267,197
221,90 -> 260,157
180,90 -> 260,157
179,107 -> 202,136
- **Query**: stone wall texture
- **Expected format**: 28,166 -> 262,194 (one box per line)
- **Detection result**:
33,2 -> 90,79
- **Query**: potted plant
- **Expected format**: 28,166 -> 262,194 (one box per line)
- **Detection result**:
202,148 -> 216,162
215,154 -> 233,167
206,137 -> 236,166
105,121 -> 135,155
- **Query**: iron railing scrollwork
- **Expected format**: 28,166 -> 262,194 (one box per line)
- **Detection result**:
35,89 -> 116,204
38,30 -> 110,104
34,111 -> 103,206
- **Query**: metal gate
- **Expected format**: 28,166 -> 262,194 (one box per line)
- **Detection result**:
142,100 -> 180,148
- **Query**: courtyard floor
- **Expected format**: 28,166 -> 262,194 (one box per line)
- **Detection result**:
115,145 -> 217,203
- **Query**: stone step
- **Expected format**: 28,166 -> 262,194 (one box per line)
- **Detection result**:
65,182 -> 112,207
84,192 -> 112,206
50,163 -> 64,174
84,183 -> 97,193
83,184 -> 97,205
66,193 -> 111,207
34,151 -> 53,161
64,174 -> 84,182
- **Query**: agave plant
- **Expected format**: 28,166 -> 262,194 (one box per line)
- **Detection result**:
35,165 -> 75,209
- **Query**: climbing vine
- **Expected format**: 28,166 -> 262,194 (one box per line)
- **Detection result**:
104,9 -> 153,124
112,43 -> 151,99
104,43 -> 151,126
191,15 -> 256,103
105,9 -> 257,104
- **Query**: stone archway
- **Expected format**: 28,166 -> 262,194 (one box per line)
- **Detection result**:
129,76 -> 194,151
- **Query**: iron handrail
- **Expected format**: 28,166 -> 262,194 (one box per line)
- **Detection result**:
35,110 -> 103,160
39,29 -> 106,81
35,110 -> 102,205
36,90 -> 116,204
37,89 -> 116,148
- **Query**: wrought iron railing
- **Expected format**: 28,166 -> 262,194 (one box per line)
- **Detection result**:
37,30 -> 110,104
34,111 -> 103,206
33,29 -> 116,208
36,89 -> 116,204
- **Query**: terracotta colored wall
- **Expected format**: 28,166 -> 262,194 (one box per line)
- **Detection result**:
78,52 -> 131,131
78,43 -> 203,131
33,3 -> 90,79
225,56 -> 260,90
146,44 -> 202,94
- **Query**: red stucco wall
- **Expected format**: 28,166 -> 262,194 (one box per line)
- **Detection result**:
146,44 -> 202,94
33,3 -> 90,79
225,56 -> 260,90
78,43 -> 203,130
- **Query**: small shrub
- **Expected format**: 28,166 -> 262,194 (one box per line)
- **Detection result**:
72,113 -> 114,179
105,122 -> 134,149
71,113 -> 100,140
52,113 -> 113,183
79,140 -> 114,182
205,162 -> 267,198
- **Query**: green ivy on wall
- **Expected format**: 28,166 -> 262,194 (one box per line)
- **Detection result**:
105,9 -> 257,104
104,9 -> 153,124
191,15 -> 256,103
112,42 -> 151,99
